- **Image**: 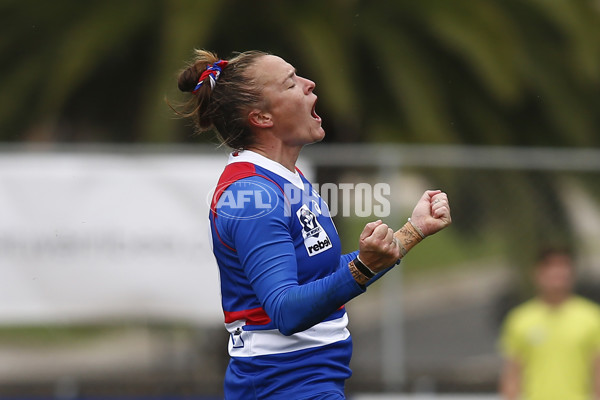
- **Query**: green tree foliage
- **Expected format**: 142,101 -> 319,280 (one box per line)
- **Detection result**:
1,0 -> 599,146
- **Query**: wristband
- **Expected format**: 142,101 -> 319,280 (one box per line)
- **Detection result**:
348,259 -> 371,285
354,256 -> 376,279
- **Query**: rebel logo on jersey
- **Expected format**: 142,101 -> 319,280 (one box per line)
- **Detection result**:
296,204 -> 332,256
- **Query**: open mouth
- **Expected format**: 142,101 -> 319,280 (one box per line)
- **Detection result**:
311,99 -> 321,122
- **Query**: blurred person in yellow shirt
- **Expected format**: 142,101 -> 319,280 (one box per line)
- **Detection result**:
499,247 -> 600,400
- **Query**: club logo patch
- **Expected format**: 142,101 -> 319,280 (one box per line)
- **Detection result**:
296,204 -> 332,256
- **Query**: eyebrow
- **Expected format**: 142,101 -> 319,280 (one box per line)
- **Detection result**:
281,69 -> 296,85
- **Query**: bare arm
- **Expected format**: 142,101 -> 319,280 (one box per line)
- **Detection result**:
500,357 -> 521,400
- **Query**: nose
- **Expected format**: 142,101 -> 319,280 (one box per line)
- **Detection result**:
302,77 -> 315,94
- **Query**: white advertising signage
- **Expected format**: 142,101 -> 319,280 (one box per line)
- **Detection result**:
0,148 -> 242,325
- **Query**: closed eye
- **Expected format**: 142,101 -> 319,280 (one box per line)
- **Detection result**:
283,68 -> 297,88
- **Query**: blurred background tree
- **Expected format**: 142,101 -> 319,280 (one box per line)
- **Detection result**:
1,0 -> 599,147
1,0 -> 600,296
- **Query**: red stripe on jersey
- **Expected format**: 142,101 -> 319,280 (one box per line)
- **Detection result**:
224,307 -> 272,325
210,162 -> 258,214
210,161 -> 289,253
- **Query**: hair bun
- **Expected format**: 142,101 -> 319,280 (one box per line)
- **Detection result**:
178,66 -> 199,93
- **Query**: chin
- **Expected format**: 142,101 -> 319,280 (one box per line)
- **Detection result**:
299,127 -> 325,147
314,127 -> 326,142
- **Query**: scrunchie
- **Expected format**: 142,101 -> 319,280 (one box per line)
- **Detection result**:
192,59 -> 228,94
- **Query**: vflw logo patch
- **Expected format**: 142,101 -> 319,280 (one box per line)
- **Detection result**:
296,204 -> 332,256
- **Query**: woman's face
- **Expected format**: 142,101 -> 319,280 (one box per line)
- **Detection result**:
251,55 -> 325,147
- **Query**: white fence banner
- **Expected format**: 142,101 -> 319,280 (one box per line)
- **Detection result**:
0,148 -> 312,325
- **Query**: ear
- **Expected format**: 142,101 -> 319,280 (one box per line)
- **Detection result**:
248,109 -> 273,129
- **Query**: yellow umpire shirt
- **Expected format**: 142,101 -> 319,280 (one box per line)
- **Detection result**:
500,296 -> 600,400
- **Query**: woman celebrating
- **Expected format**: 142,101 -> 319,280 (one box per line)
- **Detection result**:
175,50 -> 451,399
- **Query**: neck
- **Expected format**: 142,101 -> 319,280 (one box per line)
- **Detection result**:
246,143 -> 301,172
539,292 -> 571,307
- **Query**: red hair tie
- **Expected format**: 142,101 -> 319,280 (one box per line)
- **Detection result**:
192,60 -> 228,94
